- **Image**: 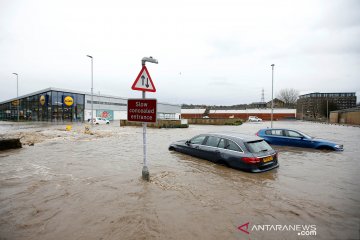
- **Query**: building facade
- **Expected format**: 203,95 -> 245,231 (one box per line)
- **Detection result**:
330,107 -> 360,125
0,87 -> 181,122
296,92 -> 356,121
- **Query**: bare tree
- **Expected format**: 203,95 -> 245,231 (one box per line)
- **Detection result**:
277,88 -> 299,108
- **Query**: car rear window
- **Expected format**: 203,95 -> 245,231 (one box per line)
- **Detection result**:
226,140 -> 241,152
246,140 -> 272,153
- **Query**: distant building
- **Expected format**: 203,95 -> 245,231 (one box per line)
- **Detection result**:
329,106 -> 360,125
181,109 -> 206,119
296,92 -> 356,121
266,98 -> 285,108
248,102 -> 267,108
0,87 -> 181,122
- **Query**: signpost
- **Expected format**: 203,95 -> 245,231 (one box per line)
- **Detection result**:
130,56 -> 158,181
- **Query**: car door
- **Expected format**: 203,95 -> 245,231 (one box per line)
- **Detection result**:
221,139 -> 244,167
283,130 -> 305,147
185,135 -> 207,158
266,129 -> 285,145
201,136 -> 222,162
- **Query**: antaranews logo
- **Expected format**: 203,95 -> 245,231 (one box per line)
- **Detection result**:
237,222 -> 317,238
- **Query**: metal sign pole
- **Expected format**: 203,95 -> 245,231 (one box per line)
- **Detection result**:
142,77 -> 149,181
130,56 -> 157,181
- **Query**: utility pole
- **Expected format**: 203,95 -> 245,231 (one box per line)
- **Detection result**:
271,64 -> 275,128
12,73 -> 19,122
327,99 -> 329,123
86,55 -> 94,126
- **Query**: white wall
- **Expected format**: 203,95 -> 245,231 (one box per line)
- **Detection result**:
114,111 -> 127,120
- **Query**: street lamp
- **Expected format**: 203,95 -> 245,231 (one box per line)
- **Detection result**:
270,64 -> 275,128
86,55 -> 94,126
12,73 -> 19,122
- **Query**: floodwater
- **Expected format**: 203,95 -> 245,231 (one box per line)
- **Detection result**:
0,121 -> 359,240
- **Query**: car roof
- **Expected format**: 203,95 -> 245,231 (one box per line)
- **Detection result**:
261,128 -> 300,132
206,132 -> 263,142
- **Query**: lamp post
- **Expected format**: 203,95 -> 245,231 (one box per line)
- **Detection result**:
271,64 -> 275,128
86,55 -> 94,126
12,73 -> 19,122
326,99 -> 329,123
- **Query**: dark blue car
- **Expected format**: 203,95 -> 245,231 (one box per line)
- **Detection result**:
169,132 -> 279,173
256,128 -> 344,151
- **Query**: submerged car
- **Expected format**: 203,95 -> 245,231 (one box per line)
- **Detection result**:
169,132 -> 279,173
256,128 -> 343,151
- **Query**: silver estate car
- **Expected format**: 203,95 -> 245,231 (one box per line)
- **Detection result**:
169,132 -> 279,173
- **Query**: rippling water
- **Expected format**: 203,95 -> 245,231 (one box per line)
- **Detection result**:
0,121 -> 359,240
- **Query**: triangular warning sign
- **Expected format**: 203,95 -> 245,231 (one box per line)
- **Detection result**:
131,66 -> 156,92
238,222 -> 250,235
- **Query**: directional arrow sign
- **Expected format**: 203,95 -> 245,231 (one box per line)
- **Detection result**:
131,66 -> 156,92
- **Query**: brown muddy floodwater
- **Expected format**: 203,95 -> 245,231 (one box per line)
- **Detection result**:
0,121 -> 359,240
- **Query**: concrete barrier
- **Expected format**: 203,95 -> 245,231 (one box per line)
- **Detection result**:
187,118 -> 243,125
0,138 -> 22,151
120,119 -> 188,128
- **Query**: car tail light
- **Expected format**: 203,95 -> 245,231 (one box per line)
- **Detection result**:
242,157 -> 260,164
255,131 -> 259,136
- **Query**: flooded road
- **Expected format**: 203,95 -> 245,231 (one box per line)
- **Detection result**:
0,121 -> 359,240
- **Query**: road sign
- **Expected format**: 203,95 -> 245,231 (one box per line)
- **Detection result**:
127,99 -> 157,123
131,66 -> 156,92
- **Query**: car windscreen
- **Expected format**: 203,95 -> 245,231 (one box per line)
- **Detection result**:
246,140 -> 272,153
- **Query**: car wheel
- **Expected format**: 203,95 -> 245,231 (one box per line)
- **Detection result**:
217,160 -> 229,167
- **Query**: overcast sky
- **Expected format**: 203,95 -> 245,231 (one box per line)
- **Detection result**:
1,0 -> 359,105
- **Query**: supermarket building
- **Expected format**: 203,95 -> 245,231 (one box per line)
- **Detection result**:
0,87 -> 181,122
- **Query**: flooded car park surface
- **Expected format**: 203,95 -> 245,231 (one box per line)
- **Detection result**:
0,121 -> 359,240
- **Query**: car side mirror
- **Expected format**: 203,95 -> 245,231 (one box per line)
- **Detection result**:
185,140 -> 191,145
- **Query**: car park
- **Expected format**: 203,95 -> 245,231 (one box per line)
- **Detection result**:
88,117 -> 110,125
248,116 -> 262,122
256,128 -> 344,151
169,132 -> 279,173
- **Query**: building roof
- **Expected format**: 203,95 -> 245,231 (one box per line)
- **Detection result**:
299,92 -> 356,99
181,109 -> 206,114
0,87 -> 180,107
266,98 -> 284,104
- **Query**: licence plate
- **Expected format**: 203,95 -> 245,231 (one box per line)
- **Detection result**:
263,156 -> 273,163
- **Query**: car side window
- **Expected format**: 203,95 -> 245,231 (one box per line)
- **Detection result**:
226,140 -> 241,152
271,130 -> 283,136
286,130 -> 302,138
190,135 -> 206,145
265,130 -> 271,135
218,138 -> 226,148
204,136 -> 221,147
